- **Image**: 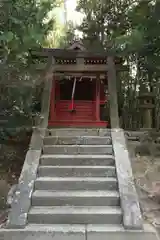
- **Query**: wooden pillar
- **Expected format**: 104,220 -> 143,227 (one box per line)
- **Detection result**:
40,56 -> 55,128
95,77 -> 100,121
107,56 -> 120,128
50,75 -> 56,121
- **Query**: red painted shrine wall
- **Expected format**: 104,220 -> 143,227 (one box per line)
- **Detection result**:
49,76 -> 108,127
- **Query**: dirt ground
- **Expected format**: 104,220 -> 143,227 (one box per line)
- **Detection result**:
0,137 -> 30,227
128,141 -> 160,230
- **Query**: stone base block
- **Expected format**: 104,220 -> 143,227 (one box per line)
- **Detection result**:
87,224 -> 159,240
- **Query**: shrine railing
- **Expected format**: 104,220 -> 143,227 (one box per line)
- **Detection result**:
7,56 -> 54,229
107,56 -> 143,230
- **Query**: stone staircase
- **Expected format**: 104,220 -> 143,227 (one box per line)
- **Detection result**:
27,128 -> 122,225
5,128 -> 159,239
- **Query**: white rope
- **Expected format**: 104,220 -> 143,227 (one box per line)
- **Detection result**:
71,77 -> 77,100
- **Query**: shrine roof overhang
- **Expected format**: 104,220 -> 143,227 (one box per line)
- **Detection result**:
30,48 -> 124,62
30,48 -> 129,72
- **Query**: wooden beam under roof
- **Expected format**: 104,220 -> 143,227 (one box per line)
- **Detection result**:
52,64 -> 128,73
53,72 -> 106,78
54,64 -> 107,72
30,48 -> 122,59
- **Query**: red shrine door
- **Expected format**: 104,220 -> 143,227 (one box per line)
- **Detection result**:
49,76 -> 107,127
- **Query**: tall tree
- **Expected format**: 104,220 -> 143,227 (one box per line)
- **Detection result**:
76,0 -> 135,50
76,0 -> 160,129
0,0 -> 57,124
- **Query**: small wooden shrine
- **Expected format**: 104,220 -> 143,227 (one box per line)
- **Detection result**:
32,40 -> 124,128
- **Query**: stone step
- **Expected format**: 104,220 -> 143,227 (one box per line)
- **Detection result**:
32,190 -> 120,206
43,145 -> 113,155
44,136 -> 112,145
35,177 -> 118,191
25,223 -> 124,231
40,154 -> 115,166
46,128 -> 111,137
18,224 -> 158,240
28,206 -> 122,224
38,166 -> 116,177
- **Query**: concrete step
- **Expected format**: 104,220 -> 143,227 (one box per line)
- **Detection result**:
32,190 -> 120,206
46,128 -> 111,137
20,224 -> 159,240
28,206 -> 122,224
34,177 -> 118,191
38,166 -> 116,177
44,136 -> 112,145
43,145 -> 113,155
25,223 -> 124,232
40,155 -> 115,166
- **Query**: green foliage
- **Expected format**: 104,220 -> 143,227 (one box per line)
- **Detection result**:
0,0 -> 57,129
76,0 -> 134,50
46,21 -> 75,48
76,0 -> 160,129
0,0 -> 55,61
59,22 -> 76,48
0,0 -> 57,87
